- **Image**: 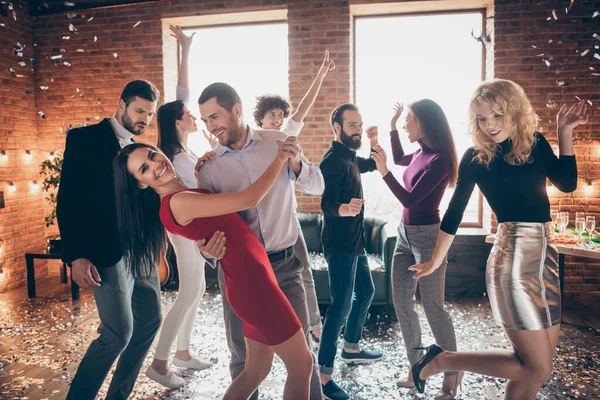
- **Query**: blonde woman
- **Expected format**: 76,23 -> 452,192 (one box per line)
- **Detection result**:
409,79 -> 588,400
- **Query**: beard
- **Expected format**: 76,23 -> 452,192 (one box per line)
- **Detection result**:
122,109 -> 147,136
340,128 -> 362,150
220,115 -> 243,148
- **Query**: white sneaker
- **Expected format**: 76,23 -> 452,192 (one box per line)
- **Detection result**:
173,356 -> 213,371
146,366 -> 185,389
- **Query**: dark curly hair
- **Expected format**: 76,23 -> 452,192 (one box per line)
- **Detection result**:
253,95 -> 291,127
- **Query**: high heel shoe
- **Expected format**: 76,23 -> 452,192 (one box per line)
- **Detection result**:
434,371 -> 464,400
411,344 -> 444,394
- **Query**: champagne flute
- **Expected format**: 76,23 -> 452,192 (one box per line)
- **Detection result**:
586,216 -> 595,247
575,216 -> 585,246
550,210 -> 559,232
559,212 -> 569,237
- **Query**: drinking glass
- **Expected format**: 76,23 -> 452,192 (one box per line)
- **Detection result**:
575,217 -> 585,246
586,216 -> 596,247
550,210 -> 559,231
558,212 -> 569,237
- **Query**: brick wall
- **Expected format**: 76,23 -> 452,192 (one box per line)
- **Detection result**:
0,0 -> 50,292
492,0 -> 600,307
1,0 -> 598,308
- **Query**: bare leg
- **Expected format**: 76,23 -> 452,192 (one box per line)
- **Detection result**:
503,324 -> 561,399
272,329 -> 313,400
223,338 -> 274,400
420,325 -> 558,386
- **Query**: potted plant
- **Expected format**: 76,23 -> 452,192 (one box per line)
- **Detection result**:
39,153 -> 63,254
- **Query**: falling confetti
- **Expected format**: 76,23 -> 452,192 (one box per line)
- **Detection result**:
38,111 -> 46,118
62,35 -> 70,40
593,11 -> 599,18
13,42 -> 23,57
50,54 -> 62,60
543,57 -> 551,67
113,52 -> 118,58
18,61 -> 25,67
94,36 -> 97,42
133,21 -> 141,28
8,67 -> 16,77
63,61 -> 71,67
40,86 -> 48,90
76,48 -> 85,52
68,23 -> 76,32
595,53 -> 600,60
594,33 -> 600,41
587,100 -> 593,106
67,13 -> 76,19
87,16 -> 93,22
547,99 -> 558,108
581,49 -> 591,56
552,10 -> 558,20
64,1 -> 74,6
556,80 -> 567,86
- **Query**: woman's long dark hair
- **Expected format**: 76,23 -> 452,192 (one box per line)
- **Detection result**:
409,99 -> 459,187
114,143 -> 166,281
157,100 -> 186,161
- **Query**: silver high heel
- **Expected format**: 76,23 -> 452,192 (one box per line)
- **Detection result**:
434,371 -> 464,400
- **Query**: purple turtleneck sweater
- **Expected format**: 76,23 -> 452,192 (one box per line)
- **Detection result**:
382,130 -> 452,226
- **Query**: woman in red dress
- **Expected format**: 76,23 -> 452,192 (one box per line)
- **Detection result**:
113,142 -> 312,400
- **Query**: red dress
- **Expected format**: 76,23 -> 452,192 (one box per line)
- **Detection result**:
159,188 -> 302,345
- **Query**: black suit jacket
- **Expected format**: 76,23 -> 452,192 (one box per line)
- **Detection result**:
57,118 -> 124,268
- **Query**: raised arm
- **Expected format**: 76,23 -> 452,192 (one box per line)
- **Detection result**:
169,25 -> 194,94
540,100 -> 589,192
290,50 -> 335,124
371,145 -> 450,208
171,145 -> 290,225
389,103 -> 413,166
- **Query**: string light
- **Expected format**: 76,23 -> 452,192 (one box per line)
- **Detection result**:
7,182 -> 16,193
48,152 -> 56,161
31,180 -> 40,191
0,150 -> 7,161
24,150 -> 33,162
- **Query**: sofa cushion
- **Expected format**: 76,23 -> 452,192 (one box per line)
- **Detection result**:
297,213 -> 322,253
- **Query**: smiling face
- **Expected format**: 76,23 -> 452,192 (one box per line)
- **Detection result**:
126,147 -> 176,190
336,110 -> 363,150
403,111 -> 423,143
474,100 -> 509,143
199,97 -> 244,148
118,97 -> 157,135
260,108 -> 285,130
177,105 -> 198,136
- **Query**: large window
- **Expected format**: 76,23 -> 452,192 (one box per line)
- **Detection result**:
182,23 -> 289,156
355,11 -> 484,225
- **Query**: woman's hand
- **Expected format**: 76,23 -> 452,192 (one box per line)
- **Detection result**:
408,259 -> 440,279
371,145 -> 389,176
169,25 -> 195,50
557,100 -> 590,135
203,129 -> 219,150
391,102 -> 404,131
194,151 -> 216,175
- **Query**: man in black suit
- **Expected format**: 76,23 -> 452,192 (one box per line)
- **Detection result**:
57,80 -> 162,400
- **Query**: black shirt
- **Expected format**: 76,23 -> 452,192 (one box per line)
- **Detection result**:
320,141 -> 377,256
441,133 -> 578,235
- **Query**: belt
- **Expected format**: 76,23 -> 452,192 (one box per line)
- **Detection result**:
267,245 -> 294,264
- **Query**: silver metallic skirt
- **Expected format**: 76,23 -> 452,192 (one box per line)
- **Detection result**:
487,222 -> 561,330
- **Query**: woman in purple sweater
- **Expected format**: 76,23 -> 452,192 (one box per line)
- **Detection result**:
370,100 -> 460,399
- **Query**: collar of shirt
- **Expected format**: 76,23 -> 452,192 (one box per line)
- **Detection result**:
110,116 -> 134,145
331,140 -> 356,160
215,125 -> 263,157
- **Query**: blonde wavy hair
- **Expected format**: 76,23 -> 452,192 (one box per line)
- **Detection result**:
469,79 -> 538,168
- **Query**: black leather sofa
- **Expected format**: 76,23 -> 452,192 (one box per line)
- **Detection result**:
298,213 -> 397,308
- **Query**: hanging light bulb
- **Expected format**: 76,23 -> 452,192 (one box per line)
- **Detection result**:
584,181 -> 594,195
25,150 -> 33,162
546,183 -> 557,196
8,182 -> 16,193
48,151 -> 56,161
0,150 -> 7,161
31,180 -> 40,191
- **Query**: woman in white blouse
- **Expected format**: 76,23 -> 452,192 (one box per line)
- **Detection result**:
145,25 -> 214,388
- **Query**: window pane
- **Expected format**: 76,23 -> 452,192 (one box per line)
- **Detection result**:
184,23 -> 289,156
355,12 -> 483,224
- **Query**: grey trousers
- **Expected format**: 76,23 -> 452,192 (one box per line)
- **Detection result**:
392,222 -> 457,376
217,251 -> 322,400
293,227 -> 323,331
66,258 -> 162,400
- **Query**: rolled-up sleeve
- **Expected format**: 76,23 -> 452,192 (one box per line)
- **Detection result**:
294,152 -> 324,195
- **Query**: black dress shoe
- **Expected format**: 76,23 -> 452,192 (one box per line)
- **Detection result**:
411,344 -> 444,393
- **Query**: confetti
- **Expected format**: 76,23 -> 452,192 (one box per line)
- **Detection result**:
587,100 -> 593,106
530,44 -> 538,49
133,21 -> 141,28
557,80 -> 567,86
63,61 -> 71,67
50,54 -> 62,60
546,99 -> 558,108
76,48 -> 85,52
568,0 -> 575,12
68,23 -> 76,32
595,53 -> 600,60
18,61 -> 26,67
593,11 -> 599,18
94,36 -> 97,42
594,33 -> 600,41
40,86 -> 48,90
113,52 -> 118,58
87,16 -> 94,22
581,49 -> 591,56
64,1 -> 74,6
13,42 -> 24,57
552,9 -> 558,20
67,13 -> 76,19
38,111 -> 46,118
8,67 -> 16,77
62,35 -> 70,40
543,57 -> 551,67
